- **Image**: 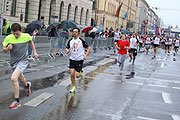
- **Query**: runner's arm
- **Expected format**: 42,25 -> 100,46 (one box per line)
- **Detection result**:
3,44 -> 12,52
28,40 -> 38,59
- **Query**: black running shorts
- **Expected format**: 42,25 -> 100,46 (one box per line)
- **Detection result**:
153,44 -> 159,48
69,59 -> 84,73
129,48 -> 137,56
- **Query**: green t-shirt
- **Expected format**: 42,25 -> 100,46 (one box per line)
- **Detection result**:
3,33 -> 33,66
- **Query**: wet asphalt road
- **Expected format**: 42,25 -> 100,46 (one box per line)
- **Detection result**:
0,48 -> 180,120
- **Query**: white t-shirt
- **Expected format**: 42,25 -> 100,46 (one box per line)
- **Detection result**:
66,37 -> 89,61
130,37 -> 138,49
175,39 -> 179,46
168,38 -> 173,45
153,37 -> 160,45
146,37 -> 151,44
114,32 -> 121,40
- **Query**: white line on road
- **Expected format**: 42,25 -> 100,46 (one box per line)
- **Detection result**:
160,63 -> 165,68
148,84 -> 168,88
59,79 -> 71,86
162,92 -> 172,104
137,116 -> 159,120
171,115 -> 180,120
41,65 -> 54,68
24,92 -> 54,107
172,87 -> 180,90
125,82 -> 144,86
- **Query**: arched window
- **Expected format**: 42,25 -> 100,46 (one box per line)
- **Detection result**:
74,6 -> 78,22
80,7 -> 84,25
11,0 -> 17,16
85,9 -> 89,25
67,4 -> 71,20
59,1 -> 64,22
104,1 -> 106,11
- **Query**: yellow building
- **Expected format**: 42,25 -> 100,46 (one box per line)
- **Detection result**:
92,0 -> 137,32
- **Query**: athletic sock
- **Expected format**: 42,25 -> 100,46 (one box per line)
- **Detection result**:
14,98 -> 19,102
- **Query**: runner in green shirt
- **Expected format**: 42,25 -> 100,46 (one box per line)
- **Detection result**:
2,23 -> 38,109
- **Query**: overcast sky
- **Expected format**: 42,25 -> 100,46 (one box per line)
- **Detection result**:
146,0 -> 180,27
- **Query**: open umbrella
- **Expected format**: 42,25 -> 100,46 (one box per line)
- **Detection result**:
95,26 -> 103,33
70,25 -> 83,32
90,27 -> 98,33
82,26 -> 93,33
59,20 -> 78,29
26,20 -> 41,33
47,22 -> 61,32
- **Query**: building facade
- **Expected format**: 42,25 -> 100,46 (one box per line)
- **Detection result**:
135,0 -> 149,33
0,0 -> 92,27
91,0 -> 137,32
135,0 -> 158,34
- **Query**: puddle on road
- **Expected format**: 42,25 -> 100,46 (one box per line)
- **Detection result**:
125,72 -> 135,79
42,60 -> 118,120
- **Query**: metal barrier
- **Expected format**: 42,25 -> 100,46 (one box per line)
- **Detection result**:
0,36 -> 115,64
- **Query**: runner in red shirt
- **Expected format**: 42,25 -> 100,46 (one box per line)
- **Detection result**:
116,34 -> 130,71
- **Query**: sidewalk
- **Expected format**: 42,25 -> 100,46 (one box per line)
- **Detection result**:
0,50 -> 117,110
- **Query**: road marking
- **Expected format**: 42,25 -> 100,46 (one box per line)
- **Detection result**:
139,71 -> 180,77
59,78 -> 71,86
172,87 -> 180,90
171,115 -> 180,120
137,116 -> 159,120
28,68 -> 40,71
135,76 -> 180,84
148,84 -> 168,88
125,82 -> 144,86
162,92 -> 172,104
41,65 -> 54,68
24,92 -> 54,107
160,63 -> 165,68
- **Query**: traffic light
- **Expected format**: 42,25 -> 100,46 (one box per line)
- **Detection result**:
6,1 -> 10,11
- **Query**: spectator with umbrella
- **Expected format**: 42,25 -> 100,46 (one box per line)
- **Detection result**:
47,22 -> 61,58
25,20 -> 41,60
56,29 -> 69,56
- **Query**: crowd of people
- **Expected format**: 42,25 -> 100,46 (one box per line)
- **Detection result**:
114,28 -> 180,71
1,22 -> 180,110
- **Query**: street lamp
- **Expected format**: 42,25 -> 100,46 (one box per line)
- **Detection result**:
0,0 -> 5,41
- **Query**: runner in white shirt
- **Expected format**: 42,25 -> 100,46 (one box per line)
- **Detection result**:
167,36 -> 173,53
66,28 -> 91,93
129,33 -> 139,65
173,37 -> 179,56
114,29 -> 121,53
152,34 -> 160,59
144,35 -> 151,54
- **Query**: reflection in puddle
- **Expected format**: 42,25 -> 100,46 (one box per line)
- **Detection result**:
42,59 -> 117,120
125,72 -> 135,79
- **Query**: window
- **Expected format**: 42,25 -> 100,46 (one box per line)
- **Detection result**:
80,8 -> 83,25
59,1 -> 64,22
67,4 -> 71,20
85,9 -> 89,25
11,0 -> 17,16
74,6 -> 78,22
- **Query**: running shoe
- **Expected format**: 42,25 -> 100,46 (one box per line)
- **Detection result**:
25,81 -> 31,97
81,70 -> 84,79
129,58 -> 132,62
56,53 -> 60,56
9,101 -> 21,109
70,86 -> 76,93
132,62 -> 134,65
48,53 -> 55,58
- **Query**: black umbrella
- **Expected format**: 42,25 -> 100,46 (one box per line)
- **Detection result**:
59,20 -> 78,29
31,20 -> 41,26
26,20 -> 41,33
47,22 -> 61,32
